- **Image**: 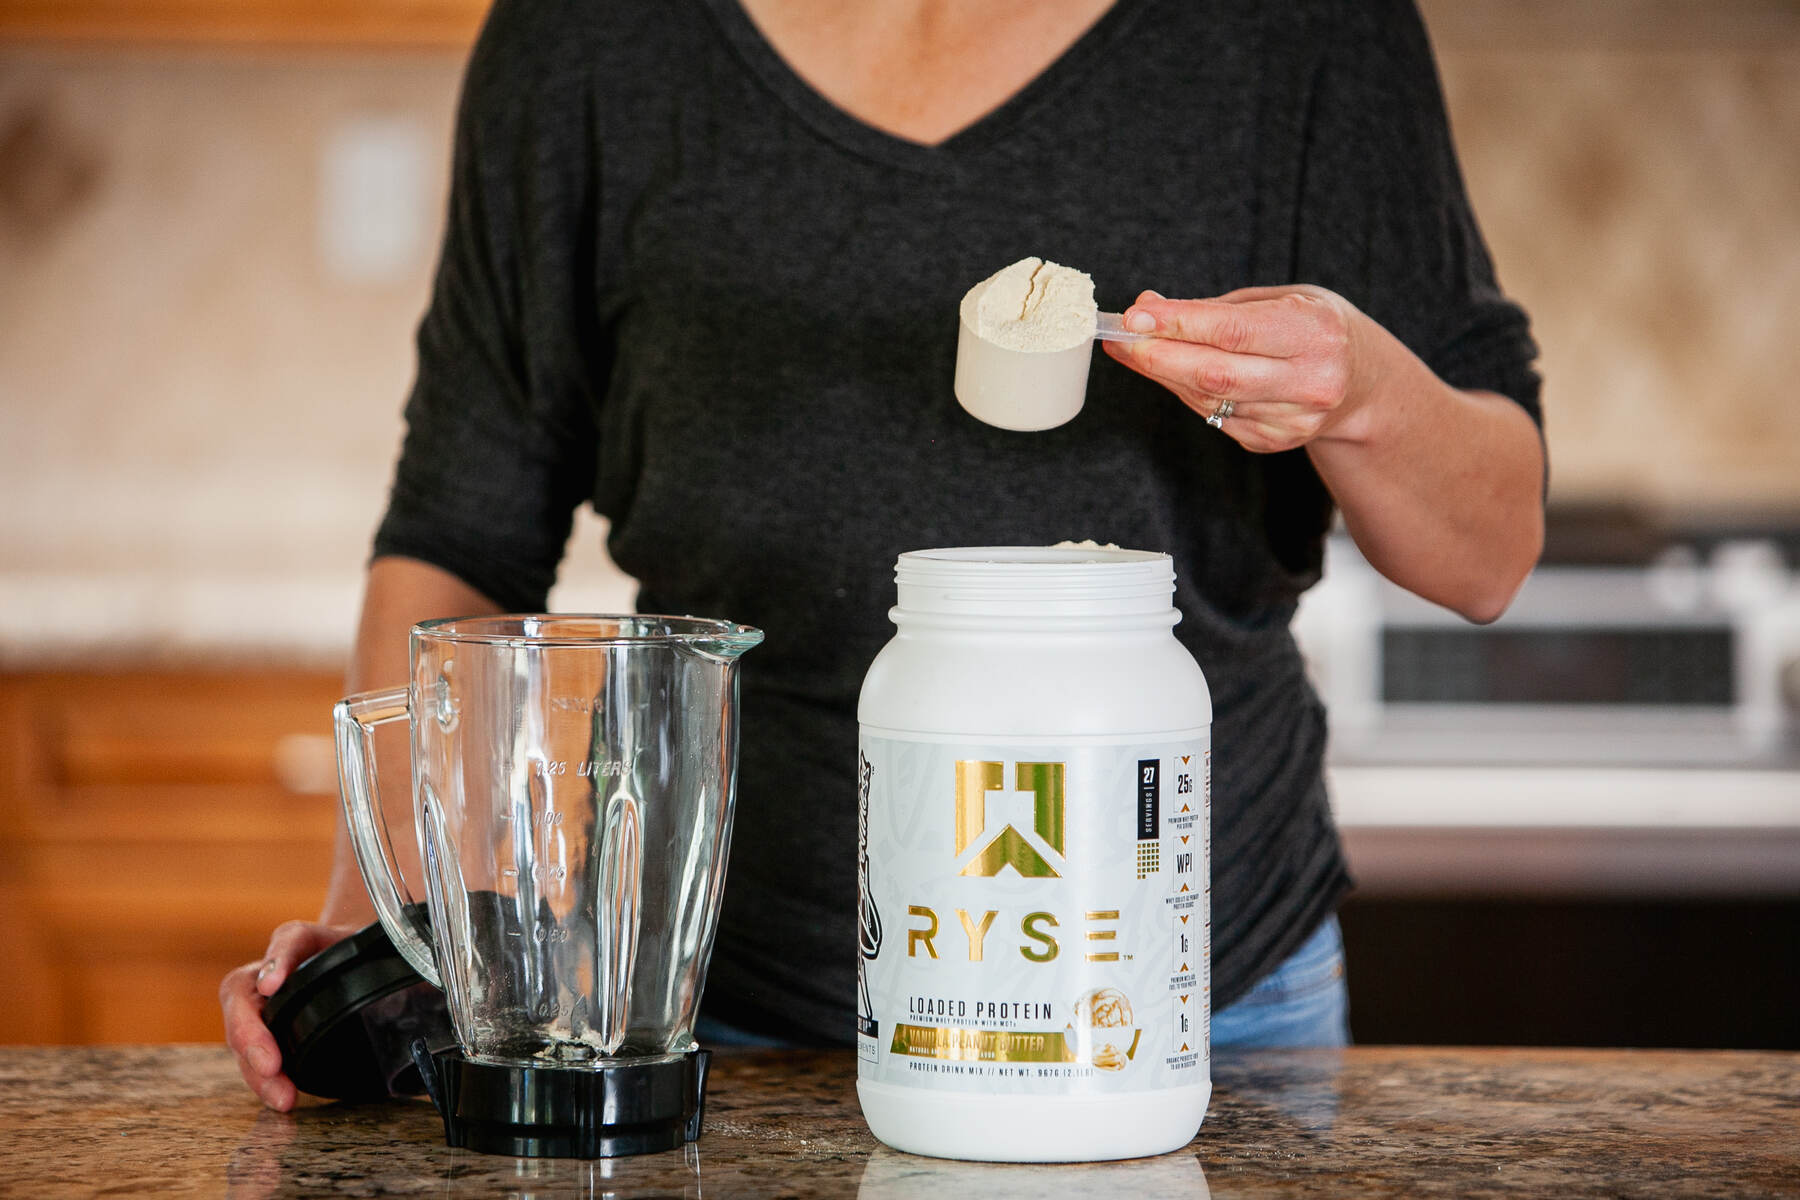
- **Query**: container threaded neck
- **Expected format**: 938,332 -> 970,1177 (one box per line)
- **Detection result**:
892,547 -> 1177,620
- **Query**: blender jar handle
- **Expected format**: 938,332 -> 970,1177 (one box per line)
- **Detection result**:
334,686 -> 441,988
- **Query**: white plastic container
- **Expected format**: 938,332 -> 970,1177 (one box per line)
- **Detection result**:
854,546 -> 1212,1162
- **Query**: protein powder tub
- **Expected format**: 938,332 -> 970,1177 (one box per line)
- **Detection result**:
855,546 -> 1212,1161
954,257 -> 1099,431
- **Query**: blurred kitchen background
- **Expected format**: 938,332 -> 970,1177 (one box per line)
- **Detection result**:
1,1 -> 1795,1048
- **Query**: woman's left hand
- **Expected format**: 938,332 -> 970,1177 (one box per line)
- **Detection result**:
1102,284 -> 1376,452
1103,281 -> 1547,623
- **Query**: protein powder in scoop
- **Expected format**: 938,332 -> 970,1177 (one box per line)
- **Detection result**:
954,257 -> 1152,431
954,257 -> 1099,431
968,257 -> 1099,353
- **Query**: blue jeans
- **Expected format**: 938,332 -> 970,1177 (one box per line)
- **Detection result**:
697,914 -> 1351,1050
1211,914 -> 1350,1048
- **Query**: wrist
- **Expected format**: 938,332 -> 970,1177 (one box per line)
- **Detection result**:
1316,314 -> 1419,447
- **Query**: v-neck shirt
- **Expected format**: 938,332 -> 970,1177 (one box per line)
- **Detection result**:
700,0 -> 1153,162
376,0 -> 1541,1043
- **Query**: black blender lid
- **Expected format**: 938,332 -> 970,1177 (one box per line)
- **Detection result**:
263,915 -> 440,1101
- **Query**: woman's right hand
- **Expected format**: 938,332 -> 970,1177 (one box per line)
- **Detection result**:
220,919 -> 360,1110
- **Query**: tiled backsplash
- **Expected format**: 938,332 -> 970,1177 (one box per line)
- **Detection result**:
1,5 -> 1796,656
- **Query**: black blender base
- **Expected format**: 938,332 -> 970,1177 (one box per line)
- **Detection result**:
411,1042 -> 711,1158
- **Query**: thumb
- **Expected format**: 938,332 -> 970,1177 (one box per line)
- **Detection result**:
1122,293 -> 1261,354
255,921 -> 352,996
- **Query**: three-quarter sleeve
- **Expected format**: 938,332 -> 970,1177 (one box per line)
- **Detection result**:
1293,0 -> 1542,424
373,0 -> 604,612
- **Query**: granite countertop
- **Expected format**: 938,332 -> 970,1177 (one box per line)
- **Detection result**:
1,1046 -> 1795,1197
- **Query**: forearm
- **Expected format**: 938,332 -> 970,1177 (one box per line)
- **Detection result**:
1308,323 -> 1544,624
320,556 -> 504,925
1108,287 -> 1546,624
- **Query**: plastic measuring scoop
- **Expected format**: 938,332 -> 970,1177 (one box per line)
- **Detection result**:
954,310 -> 1153,431
1095,311 -> 1154,343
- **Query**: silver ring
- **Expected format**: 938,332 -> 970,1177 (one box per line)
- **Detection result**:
1205,397 -> 1234,429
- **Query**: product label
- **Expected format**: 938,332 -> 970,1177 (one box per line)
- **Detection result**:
856,732 -> 1210,1095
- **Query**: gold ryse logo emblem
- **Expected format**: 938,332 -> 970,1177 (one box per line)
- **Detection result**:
954,761 -> 1065,878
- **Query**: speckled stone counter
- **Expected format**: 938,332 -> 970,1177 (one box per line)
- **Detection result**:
1,1046 -> 1795,1197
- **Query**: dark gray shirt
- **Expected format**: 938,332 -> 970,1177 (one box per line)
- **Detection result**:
375,0 -> 1541,1042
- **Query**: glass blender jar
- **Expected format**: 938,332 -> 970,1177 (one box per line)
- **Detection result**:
335,614 -> 762,1157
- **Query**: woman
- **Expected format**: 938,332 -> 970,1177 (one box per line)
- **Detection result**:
223,0 -> 1542,1109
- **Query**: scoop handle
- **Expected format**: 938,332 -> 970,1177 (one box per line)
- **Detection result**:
1095,311 -> 1154,343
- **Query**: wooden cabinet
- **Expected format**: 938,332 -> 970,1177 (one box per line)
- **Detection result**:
0,669 -> 346,1044
0,0 -> 488,48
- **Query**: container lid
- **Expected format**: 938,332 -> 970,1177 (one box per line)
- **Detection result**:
893,546 -> 1178,620
263,914 -> 450,1101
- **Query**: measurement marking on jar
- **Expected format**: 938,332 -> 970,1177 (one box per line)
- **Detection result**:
499,865 -> 567,882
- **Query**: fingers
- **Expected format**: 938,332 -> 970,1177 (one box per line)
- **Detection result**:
221,920 -> 353,1111
1112,337 -> 1287,405
1104,283 -> 1363,451
257,920 -> 334,997
221,961 -> 297,1111
1199,403 -> 1326,455
1121,288 -> 1340,360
